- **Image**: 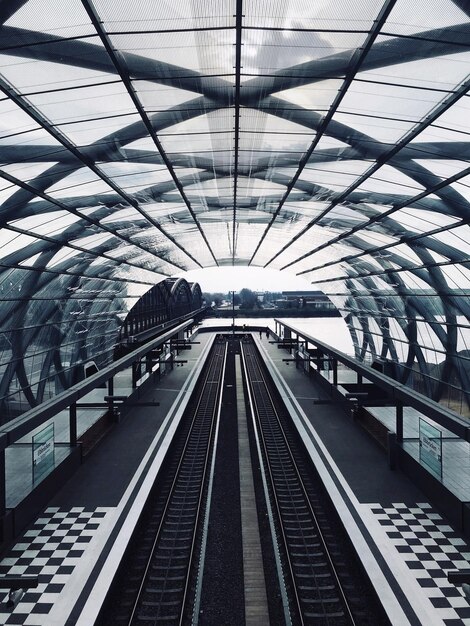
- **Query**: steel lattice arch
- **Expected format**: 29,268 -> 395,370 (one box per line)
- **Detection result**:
0,0 -> 469,419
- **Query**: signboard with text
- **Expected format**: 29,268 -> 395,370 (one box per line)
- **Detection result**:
419,418 -> 442,479
32,423 -> 55,483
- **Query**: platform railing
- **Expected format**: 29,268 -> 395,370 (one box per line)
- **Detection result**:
273,319 -> 470,443
0,319 -> 195,517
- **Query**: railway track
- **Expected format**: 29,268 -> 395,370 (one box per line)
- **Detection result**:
241,338 -> 379,626
100,338 -> 227,626
102,334 -> 386,626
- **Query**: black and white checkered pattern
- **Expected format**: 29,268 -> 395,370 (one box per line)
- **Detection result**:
370,502 -> 470,625
0,506 -> 111,625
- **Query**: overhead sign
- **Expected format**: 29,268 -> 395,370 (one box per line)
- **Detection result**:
32,423 -> 55,483
419,418 -> 442,479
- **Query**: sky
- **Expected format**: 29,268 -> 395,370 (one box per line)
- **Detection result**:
178,266 -> 315,293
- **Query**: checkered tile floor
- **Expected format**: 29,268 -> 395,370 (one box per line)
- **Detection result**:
369,502 -> 470,625
0,506 -> 112,625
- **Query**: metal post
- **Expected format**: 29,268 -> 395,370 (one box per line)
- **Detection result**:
0,446 -> 5,518
108,376 -> 114,416
231,290 -> 235,336
132,362 -> 138,388
69,402 -> 77,446
357,372 -> 363,385
333,358 -> 338,386
396,402 -> 403,443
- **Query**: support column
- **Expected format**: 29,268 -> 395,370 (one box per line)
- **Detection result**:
107,377 -> 115,415
69,402 -> 77,446
132,362 -> 138,388
396,402 -> 403,443
332,358 -> 338,386
0,441 -> 6,518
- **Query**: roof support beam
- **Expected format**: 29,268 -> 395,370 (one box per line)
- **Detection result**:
0,81 -> 202,270
296,164 -> 470,275
232,0 -> 243,264
80,0 -> 218,266
248,0 -> 398,265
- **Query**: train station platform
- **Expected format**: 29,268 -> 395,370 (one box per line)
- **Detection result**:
256,333 -> 470,626
0,329 -> 468,625
0,333 -> 215,626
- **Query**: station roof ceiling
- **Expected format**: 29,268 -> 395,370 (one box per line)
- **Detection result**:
0,0 -> 468,304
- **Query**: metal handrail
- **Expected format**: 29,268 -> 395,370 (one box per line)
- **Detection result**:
275,319 -> 470,441
0,319 -> 194,448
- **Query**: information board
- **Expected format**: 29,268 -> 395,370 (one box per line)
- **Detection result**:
419,418 -> 442,479
32,423 -> 55,483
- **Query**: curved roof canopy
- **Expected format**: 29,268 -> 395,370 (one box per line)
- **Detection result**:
0,0 -> 469,414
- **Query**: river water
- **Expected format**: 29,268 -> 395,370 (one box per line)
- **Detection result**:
200,316 -> 354,356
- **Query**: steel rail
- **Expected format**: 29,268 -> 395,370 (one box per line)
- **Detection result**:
240,342 -> 293,626
189,342 -> 228,625
125,340 -> 226,625
241,339 -> 356,625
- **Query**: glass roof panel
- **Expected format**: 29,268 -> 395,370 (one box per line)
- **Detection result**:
296,160 -> 372,193
450,177 -> 470,203
413,159 -> 469,180
11,210 -> 81,237
275,79 -> 343,111
0,99 -> 39,138
361,45 -> 470,93
0,45 -> 111,94
132,81 -> 203,111
109,30 -> 236,77
431,100 -> 470,137
333,111 -> 415,144
337,79 -> 445,125
1,162 -> 58,185
383,0 -> 469,35
4,0 -> 96,37
241,31 -> 364,77
0,230 -> 39,256
392,207 -> 462,232
353,164 -> 426,197
93,0 -> 235,32
0,181 -> 26,205
431,225 -> 470,256
45,169 -> 116,199
244,0 -> 384,30
0,0 -> 468,416
57,113 -> 142,145
27,81 -> 137,129
96,163 -> 177,194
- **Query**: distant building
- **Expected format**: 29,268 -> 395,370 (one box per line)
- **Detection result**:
277,291 -> 337,310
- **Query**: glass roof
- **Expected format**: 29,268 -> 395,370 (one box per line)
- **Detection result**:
0,0 -> 469,415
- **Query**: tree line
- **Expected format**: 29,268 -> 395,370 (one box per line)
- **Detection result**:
202,289 -> 281,310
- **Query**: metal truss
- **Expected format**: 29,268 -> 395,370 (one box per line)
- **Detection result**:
0,0 -> 468,416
